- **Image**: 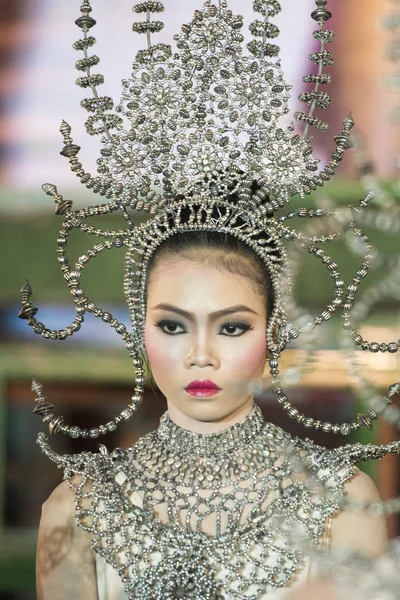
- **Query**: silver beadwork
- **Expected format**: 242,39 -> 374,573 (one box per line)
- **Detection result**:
19,0 -> 399,441
36,406 -> 362,599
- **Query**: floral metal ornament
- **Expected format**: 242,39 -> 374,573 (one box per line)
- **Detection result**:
19,0 -> 398,439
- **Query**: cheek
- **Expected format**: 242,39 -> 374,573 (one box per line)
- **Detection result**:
144,326 -> 181,386
224,332 -> 267,377
144,326 -> 164,373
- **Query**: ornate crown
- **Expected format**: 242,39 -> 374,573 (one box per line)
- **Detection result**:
18,0 -> 399,441
50,0 -> 355,209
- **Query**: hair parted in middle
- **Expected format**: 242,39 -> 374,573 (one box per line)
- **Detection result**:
145,228 -> 278,319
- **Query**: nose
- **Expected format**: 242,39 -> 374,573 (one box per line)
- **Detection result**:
184,330 -> 220,369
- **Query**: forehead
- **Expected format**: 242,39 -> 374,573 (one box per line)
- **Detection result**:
147,257 -> 265,314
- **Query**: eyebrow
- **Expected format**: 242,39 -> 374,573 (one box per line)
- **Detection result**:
150,303 -> 259,321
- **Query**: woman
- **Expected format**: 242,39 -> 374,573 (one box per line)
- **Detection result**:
35,231 -> 388,600
18,1 -> 396,598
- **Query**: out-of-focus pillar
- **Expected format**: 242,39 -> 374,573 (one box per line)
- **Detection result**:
332,0 -> 399,176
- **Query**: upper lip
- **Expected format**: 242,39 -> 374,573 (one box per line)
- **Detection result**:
185,380 -> 221,390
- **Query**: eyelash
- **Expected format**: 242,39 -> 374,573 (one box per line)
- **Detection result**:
154,319 -> 253,337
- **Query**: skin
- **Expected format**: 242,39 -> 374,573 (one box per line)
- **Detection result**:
36,254 -> 389,598
144,255 -> 268,433
144,255 -> 389,555
287,579 -> 336,600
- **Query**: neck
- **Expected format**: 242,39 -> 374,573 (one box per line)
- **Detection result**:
165,400 -> 255,434
156,403 -> 265,458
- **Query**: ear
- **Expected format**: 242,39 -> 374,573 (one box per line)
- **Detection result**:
266,320 -> 280,357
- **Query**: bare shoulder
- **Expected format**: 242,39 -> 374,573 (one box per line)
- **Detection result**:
331,468 -> 388,557
343,468 -> 381,500
37,479 -> 97,600
38,478 -> 94,570
41,481 -> 75,526
40,475 -> 86,530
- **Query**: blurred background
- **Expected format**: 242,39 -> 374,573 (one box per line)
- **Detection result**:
0,0 -> 399,598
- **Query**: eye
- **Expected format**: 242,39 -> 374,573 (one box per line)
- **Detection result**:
220,323 -> 253,337
155,319 -> 186,335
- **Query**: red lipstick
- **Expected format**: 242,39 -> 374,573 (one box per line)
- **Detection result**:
185,379 -> 221,398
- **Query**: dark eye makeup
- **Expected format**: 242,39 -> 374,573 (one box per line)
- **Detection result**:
154,319 -> 253,337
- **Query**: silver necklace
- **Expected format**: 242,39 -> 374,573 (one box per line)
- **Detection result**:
38,405 -> 356,599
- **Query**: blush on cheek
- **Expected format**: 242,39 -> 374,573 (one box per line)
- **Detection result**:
144,327 -> 176,390
144,328 -> 163,370
235,336 -> 267,377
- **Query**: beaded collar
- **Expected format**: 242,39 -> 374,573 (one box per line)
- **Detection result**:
37,413 -> 361,600
155,404 -> 265,458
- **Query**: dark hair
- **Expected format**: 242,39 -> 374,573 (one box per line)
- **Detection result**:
146,229 -> 276,317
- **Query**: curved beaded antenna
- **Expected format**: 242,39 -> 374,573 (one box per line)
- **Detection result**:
264,183 -> 399,434
297,0 -> 400,541
266,21 -> 400,418
272,0 -> 400,431
254,5 -> 400,582
18,200 -> 146,440
18,0 -> 398,440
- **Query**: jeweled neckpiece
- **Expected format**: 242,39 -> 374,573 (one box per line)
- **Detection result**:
129,404 -> 272,491
36,404 -> 365,600
156,404 -> 265,457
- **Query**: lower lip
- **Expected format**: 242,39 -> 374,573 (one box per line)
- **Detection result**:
185,388 -> 221,398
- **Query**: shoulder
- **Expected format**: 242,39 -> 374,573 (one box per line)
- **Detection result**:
331,468 -> 388,558
343,468 -> 381,502
40,475 -> 89,531
37,481 -> 98,600
41,481 -> 76,527
38,478 -> 95,562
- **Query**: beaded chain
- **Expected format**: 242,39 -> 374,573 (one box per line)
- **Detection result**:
37,405 -> 363,600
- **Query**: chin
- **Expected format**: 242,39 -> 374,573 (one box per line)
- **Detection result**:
180,396 -> 251,423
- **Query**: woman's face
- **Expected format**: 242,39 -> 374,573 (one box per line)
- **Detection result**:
144,256 -> 268,431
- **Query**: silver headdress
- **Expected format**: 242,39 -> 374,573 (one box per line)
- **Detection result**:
19,0 -> 399,440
